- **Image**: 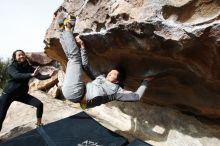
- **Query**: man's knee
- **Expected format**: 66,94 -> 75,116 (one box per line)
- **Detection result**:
62,87 -> 84,102
36,101 -> 43,110
62,90 -> 82,101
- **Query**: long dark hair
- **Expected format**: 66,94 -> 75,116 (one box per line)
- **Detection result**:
11,49 -> 30,68
11,49 -> 26,63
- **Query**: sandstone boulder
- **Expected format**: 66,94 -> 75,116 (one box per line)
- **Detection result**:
57,70 -> 65,87
26,52 -> 53,65
29,66 -> 58,92
44,0 -> 220,119
47,85 -> 60,98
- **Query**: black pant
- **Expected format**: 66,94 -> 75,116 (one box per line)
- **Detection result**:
0,92 -> 43,131
86,95 -> 115,109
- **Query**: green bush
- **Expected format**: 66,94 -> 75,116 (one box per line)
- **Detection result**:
0,58 -> 10,90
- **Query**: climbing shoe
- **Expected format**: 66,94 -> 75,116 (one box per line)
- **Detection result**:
80,103 -> 87,110
35,123 -> 44,128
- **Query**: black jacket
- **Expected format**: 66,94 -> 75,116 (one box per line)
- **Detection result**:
3,61 -> 50,96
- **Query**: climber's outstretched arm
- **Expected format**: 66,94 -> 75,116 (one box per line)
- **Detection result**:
114,80 -> 149,101
85,79 -> 154,108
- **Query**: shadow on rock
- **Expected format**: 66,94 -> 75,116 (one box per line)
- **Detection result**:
109,101 -> 220,143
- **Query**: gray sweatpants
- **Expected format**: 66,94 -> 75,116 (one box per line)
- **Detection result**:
59,31 -> 85,102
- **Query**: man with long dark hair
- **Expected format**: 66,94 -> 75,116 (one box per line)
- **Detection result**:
0,50 -> 54,132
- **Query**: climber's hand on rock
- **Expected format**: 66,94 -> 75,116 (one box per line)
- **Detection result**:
32,66 -> 40,77
75,35 -> 85,48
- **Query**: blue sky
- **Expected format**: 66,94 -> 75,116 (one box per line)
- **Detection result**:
0,0 -> 63,60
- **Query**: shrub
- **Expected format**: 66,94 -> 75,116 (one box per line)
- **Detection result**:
0,58 -> 10,89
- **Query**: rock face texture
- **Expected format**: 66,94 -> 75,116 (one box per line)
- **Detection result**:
28,66 -> 58,92
44,0 -> 220,119
26,52 -> 53,66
